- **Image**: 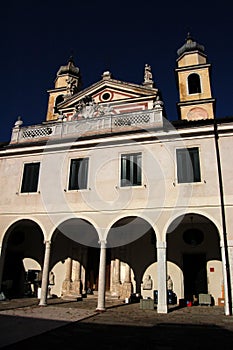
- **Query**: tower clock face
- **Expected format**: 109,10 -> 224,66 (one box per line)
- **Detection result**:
187,107 -> 208,120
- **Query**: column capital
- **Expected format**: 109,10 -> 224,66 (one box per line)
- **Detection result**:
156,241 -> 167,249
98,239 -> 107,248
227,240 -> 233,247
220,240 -> 233,248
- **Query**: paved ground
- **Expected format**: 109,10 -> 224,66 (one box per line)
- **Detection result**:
0,296 -> 233,349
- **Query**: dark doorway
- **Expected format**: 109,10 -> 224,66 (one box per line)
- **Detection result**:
183,253 -> 207,300
86,248 -> 111,292
86,247 -> 99,292
2,252 -> 25,298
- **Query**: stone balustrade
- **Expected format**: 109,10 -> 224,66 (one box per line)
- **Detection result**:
10,108 -> 164,144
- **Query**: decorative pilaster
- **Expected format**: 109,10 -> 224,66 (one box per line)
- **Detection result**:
157,241 -> 168,313
39,240 -> 51,306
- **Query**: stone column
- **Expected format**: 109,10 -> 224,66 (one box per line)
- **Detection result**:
157,241 -> 168,313
121,263 -> 132,299
110,259 -> 114,291
39,240 -> 51,306
115,259 -> 121,283
81,248 -> 87,295
72,260 -> 82,297
124,263 -> 131,283
65,257 -> 73,281
96,240 -> 106,312
111,258 -> 122,298
74,260 -> 81,280
61,257 -> 73,298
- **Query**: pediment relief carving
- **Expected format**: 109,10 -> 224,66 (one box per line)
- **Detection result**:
71,97 -> 113,120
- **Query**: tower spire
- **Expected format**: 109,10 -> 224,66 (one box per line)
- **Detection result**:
175,35 -> 215,121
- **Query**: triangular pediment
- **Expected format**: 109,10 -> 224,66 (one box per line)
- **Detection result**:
58,76 -> 158,116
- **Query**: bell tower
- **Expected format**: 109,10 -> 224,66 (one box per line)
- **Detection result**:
175,33 -> 215,121
46,56 -> 82,121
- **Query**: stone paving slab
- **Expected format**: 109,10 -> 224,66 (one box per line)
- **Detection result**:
0,299 -> 97,347
0,297 -> 233,349
0,305 -> 96,322
0,296 -> 122,347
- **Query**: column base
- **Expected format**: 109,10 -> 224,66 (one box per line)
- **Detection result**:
120,282 -> 132,300
38,301 -> 47,306
95,307 -> 106,313
61,280 -> 72,298
61,280 -> 82,300
157,304 -> 168,313
72,280 -> 82,295
111,282 -> 122,298
61,294 -> 82,301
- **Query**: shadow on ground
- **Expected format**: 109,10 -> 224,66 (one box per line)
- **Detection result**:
1,317 -> 233,350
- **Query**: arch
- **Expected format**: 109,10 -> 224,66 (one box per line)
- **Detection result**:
2,219 -> 45,259
50,218 -> 102,296
108,216 -> 157,294
107,215 -> 156,248
1,217 -> 46,247
53,217 -> 100,249
1,219 -> 44,298
166,213 -> 221,265
23,257 -> 41,271
54,94 -> 64,113
23,258 -> 42,297
141,262 -> 158,299
188,73 -> 201,94
163,210 -> 222,241
166,212 -> 222,304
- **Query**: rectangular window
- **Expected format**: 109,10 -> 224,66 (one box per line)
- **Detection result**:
68,158 -> 89,190
120,153 -> 142,187
21,162 -> 40,193
176,147 -> 201,183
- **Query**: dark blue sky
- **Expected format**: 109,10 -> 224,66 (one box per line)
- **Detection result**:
0,0 -> 233,142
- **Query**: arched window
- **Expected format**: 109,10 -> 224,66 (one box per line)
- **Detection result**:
188,73 -> 201,94
54,95 -> 64,113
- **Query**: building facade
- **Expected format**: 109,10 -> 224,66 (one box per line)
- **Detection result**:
0,34 -> 232,315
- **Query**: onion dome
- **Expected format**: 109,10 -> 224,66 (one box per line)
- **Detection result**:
56,56 -> 80,77
177,33 -> 205,57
